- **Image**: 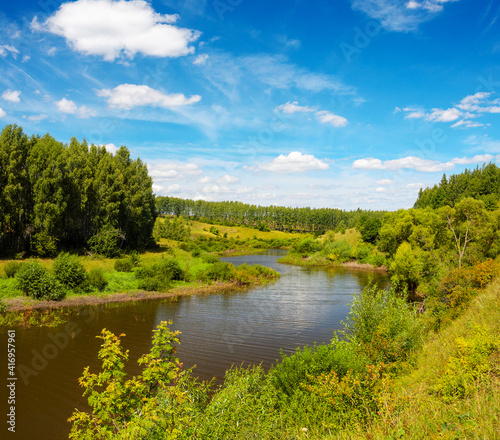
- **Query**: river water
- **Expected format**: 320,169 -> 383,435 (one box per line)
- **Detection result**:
0,250 -> 388,439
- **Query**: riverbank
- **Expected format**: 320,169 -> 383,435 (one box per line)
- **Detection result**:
277,252 -> 388,273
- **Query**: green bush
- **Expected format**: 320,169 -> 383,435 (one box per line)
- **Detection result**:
15,260 -> 66,301
87,268 -> 108,291
53,252 -> 87,289
197,262 -> 234,282
135,258 -> 184,291
323,240 -> 352,262
114,259 -> 134,272
201,253 -> 219,264
191,247 -> 202,257
4,261 -> 22,278
293,237 -> 321,256
88,226 -> 123,258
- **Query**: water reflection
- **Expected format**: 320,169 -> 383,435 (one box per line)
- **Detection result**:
1,250 -> 388,440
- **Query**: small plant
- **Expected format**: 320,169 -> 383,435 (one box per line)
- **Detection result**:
4,261 -> 22,278
15,260 -> 66,301
53,252 -> 88,289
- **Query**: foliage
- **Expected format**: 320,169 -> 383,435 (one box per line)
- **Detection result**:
87,268 -> 108,291
434,325 -> 499,401
323,239 -> 353,263
358,215 -> 382,244
68,321 -> 190,439
114,258 -> 134,273
53,252 -> 88,289
389,242 -> 422,294
293,237 -> 321,256
4,261 -> 22,278
15,260 -> 66,300
153,216 -> 191,242
135,258 -> 184,291
340,284 -> 423,365
88,226 -> 123,258
197,262 -> 235,283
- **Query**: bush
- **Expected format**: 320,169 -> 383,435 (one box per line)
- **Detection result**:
135,258 -> 184,291
191,247 -> 202,257
201,253 -> 219,264
340,284 -> 423,364
293,237 -> 321,256
4,261 -> 22,278
53,252 -> 87,289
15,260 -> 66,301
88,226 -> 123,258
197,262 -> 234,283
87,268 -> 108,291
114,259 -> 134,273
324,240 -> 352,262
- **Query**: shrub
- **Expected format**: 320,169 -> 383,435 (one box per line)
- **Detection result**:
87,268 -> 108,291
293,237 -> 321,256
201,253 -> 219,264
88,226 -> 123,258
114,259 -> 134,273
191,247 -> 202,257
135,258 -> 184,291
53,252 -> 87,289
340,284 -> 423,365
15,260 -> 66,301
324,240 -> 352,262
197,262 -> 235,283
4,261 -> 22,278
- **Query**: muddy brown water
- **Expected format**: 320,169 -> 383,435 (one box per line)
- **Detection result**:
0,250 -> 388,439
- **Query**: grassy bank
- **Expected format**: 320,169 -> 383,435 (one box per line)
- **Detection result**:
0,240 -> 280,326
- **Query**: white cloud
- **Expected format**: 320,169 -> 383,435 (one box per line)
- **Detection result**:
193,54 -> 209,65
353,156 -> 454,172
257,151 -> 329,173
0,108 -> 6,118
0,45 -> 19,58
406,182 -> 424,188
450,154 -> 494,165
54,98 -> 96,118
104,143 -> 118,154
352,0 -> 458,32
218,174 -> 239,184
47,47 -> 57,56
399,92 -> 500,128
353,153 -> 493,173
275,101 -> 315,114
198,176 -> 214,184
316,110 -> 348,127
2,90 -> 21,103
97,84 -> 201,110
202,185 -> 229,194
165,183 -> 181,193
375,187 -> 386,192
465,134 -> 500,152
27,114 -> 48,122
427,107 -> 461,122
42,0 -> 200,61
22,55 -> 30,63
376,179 -> 393,185
148,162 -> 202,180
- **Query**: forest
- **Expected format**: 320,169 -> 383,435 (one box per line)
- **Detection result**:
156,196 -> 386,233
0,125 -> 156,257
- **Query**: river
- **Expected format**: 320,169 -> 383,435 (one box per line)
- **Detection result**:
0,250 -> 388,439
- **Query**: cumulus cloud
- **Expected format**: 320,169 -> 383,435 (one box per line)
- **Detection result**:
148,162 -> 202,180
202,185 -> 229,194
275,101 -> 315,114
256,151 -> 329,173
41,0 -> 200,61
0,108 -> 6,118
219,174 -> 239,184
54,98 -> 96,118
406,182 -> 424,188
198,176 -> 214,184
316,110 -> 348,127
376,179 -> 393,185
353,154 -> 493,173
399,91 -> 500,128
2,90 -> 21,103
27,114 -> 48,122
97,84 -> 201,110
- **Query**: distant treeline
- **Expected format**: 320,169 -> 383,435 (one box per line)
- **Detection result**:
414,162 -> 500,210
156,196 -> 386,233
0,125 -> 156,256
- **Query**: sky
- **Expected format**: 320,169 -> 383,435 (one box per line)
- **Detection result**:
0,0 -> 500,210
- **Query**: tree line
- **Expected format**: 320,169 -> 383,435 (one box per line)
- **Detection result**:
414,162 -> 500,210
0,125 -> 156,257
156,196 -> 386,234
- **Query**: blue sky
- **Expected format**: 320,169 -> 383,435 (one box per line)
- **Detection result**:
1,0 -> 499,210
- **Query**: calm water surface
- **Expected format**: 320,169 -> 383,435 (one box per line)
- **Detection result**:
0,250 -> 388,440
